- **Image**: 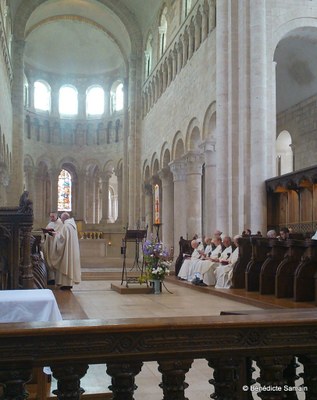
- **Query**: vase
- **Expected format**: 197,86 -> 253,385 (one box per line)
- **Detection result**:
153,279 -> 162,294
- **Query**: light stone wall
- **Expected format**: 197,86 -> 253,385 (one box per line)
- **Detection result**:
142,32 -> 216,164
277,95 -> 317,170
0,47 -> 12,150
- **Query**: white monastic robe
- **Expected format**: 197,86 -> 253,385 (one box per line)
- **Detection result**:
43,217 -> 63,280
177,243 -> 204,281
215,246 -> 239,288
54,218 -> 81,286
191,244 -> 227,285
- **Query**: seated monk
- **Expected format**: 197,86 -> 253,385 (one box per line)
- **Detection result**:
192,236 -> 232,286
177,239 -> 204,281
214,235 -> 240,288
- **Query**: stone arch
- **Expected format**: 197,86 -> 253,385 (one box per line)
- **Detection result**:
186,118 -> 201,151
151,154 -> 160,177
276,130 -> 293,175
172,131 -> 185,160
202,101 -> 216,140
161,142 -> 171,168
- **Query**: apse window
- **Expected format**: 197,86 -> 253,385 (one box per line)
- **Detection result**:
59,85 -> 78,116
110,81 -> 124,113
86,85 -> 105,116
34,80 -> 51,112
58,169 -> 72,212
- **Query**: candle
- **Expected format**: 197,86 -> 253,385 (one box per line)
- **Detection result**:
154,184 -> 160,224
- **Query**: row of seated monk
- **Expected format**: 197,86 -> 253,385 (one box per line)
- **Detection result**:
175,228 -> 317,302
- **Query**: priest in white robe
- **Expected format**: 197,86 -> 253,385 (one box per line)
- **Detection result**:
43,212 -> 63,283
53,212 -> 81,289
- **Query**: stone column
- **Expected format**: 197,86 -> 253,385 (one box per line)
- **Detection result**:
51,83 -> 60,117
172,48 -> 177,80
115,166 -> 123,223
209,0 -> 216,32
194,12 -> 202,51
182,31 -> 189,65
77,88 -> 86,119
49,168 -> 59,213
215,0 -> 229,234
100,170 -> 112,223
249,0 -> 269,231
188,24 -> 194,59
28,76 -> 35,110
184,151 -> 204,238
201,3 -> 209,42
177,41 -> 183,73
144,183 -> 153,236
158,167 -> 174,251
8,37 -> 25,203
200,139 -> 216,235
76,170 -> 87,222
169,159 -> 187,257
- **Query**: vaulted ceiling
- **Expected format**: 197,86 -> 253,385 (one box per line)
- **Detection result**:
11,0 -> 161,76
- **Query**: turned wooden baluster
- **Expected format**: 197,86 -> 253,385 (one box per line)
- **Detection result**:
283,357 -> 299,400
207,357 -> 247,400
157,359 -> 193,400
298,354 -> 317,398
0,367 -> 32,400
51,364 -> 88,400
255,355 -> 293,399
106,362 -> 143,400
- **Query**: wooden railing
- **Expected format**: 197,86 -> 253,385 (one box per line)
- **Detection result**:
1,310 -> 317,399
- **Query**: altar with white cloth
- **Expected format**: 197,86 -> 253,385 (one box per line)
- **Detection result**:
0,289 -> 62,323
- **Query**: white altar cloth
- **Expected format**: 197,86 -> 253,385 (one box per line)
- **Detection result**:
0,289 -> 62,323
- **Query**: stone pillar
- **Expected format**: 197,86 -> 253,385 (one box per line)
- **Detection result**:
215,0 -> 229,234
8,37 -> 25,203
49,169 -> 59,213
158,167 -> 174,251
51,83 -> 60,117
28,77 -> 35,110
177,41 -> 183,73
185,152 -> 204,238
249,0 -> 269,232
100,170 -> 112,223
76,170 -> 87,222
172,48 -> 177,80
182,31 -> 189,65
77,88 -> 86,119
194,12 -> 202,51
144,183 -> 153,236
209,0 -> 216,32
201,3 -> 209,41
169,159 -> 187,257
200,139 -> 216,235
188,24 -> 194,59
115,166 -> 123,223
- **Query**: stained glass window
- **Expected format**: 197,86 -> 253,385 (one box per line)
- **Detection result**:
58,169 -> 72,211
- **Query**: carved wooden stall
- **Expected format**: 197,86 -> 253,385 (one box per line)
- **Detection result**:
266,165 -> 317,234
245,237 -> 271,291
0,191 -> 41,290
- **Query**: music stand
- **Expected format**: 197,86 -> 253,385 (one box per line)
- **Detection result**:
121,229 -> 147,287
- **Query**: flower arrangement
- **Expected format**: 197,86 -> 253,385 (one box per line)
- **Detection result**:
142,236 -> 171,281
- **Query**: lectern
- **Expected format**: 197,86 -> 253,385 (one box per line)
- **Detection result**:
121,229 -> 147,287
